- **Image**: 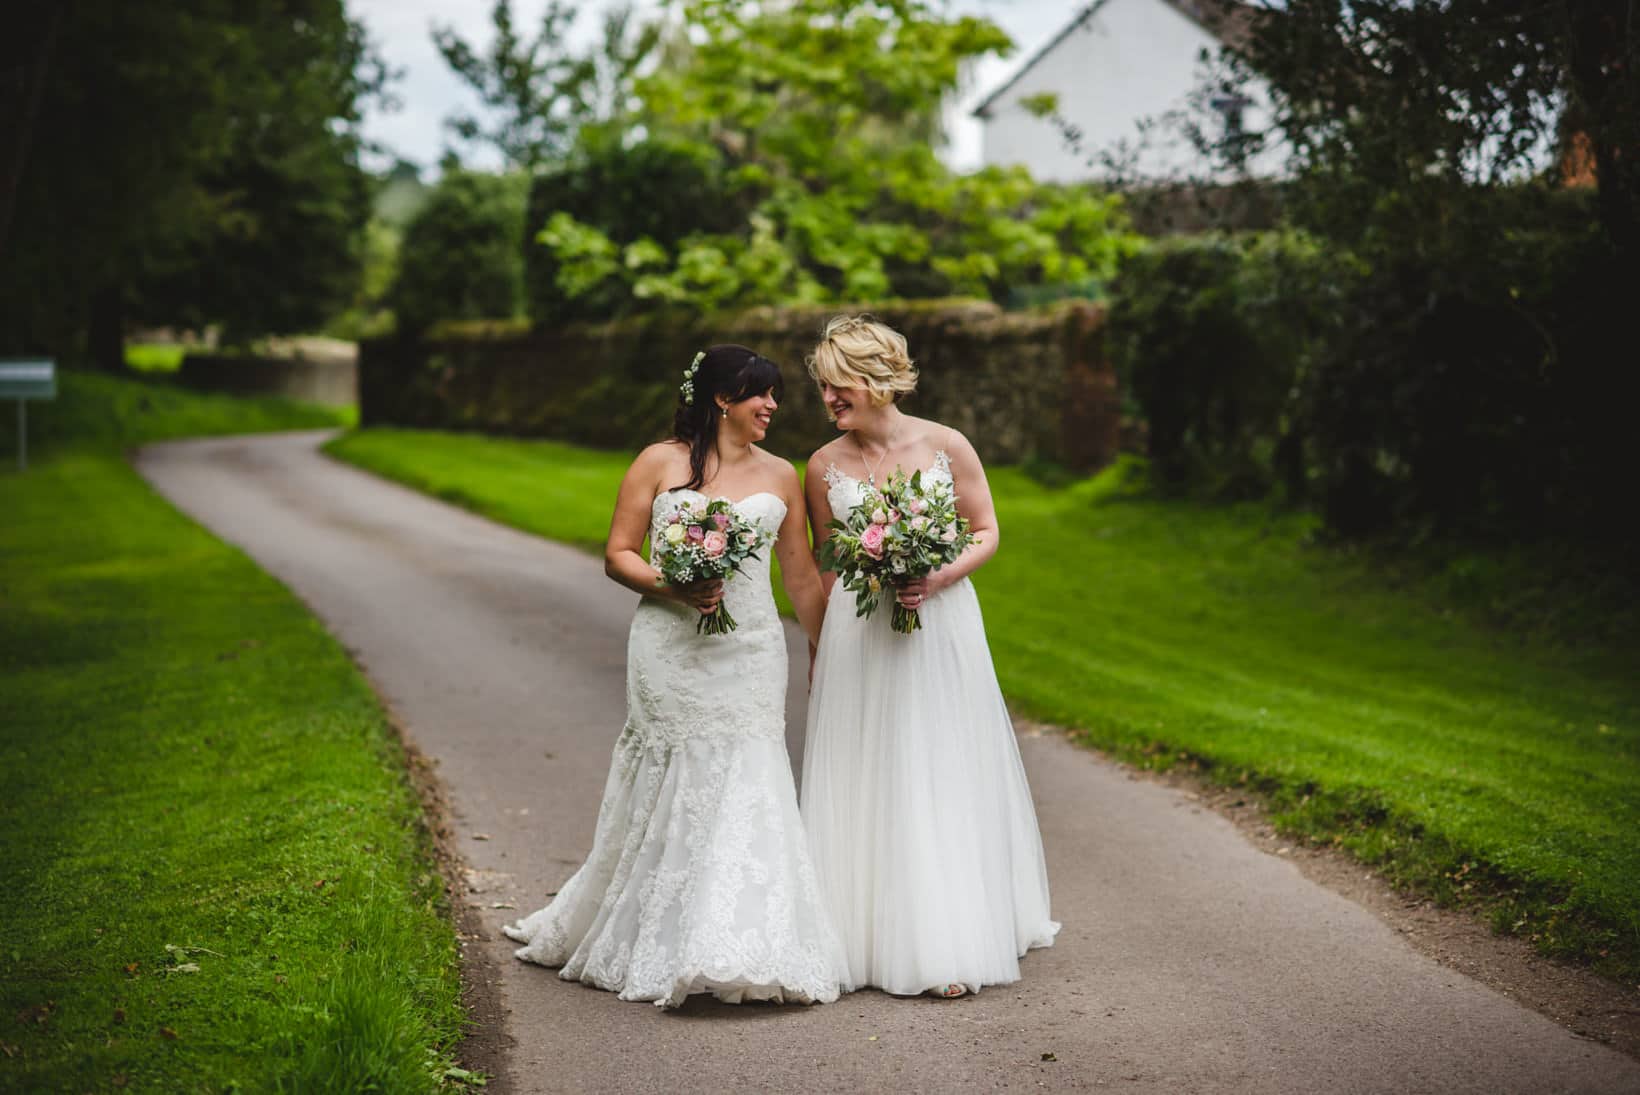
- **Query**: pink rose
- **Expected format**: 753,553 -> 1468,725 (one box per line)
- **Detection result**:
940,527 -> 958,543
703,530 -> 728,556
686,525 -> 705,542
907,498 -> 927,515
739,530 -> 759,545
910,515 -> 929,531
870,508 -> 888,525
712,512 -> 731,530
861,523 -> 887,558
888,509 -> 902,524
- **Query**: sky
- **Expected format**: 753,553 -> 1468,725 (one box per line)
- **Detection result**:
349,0 -> 1080,175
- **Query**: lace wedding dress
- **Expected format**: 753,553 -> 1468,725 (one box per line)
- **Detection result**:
504,489 -> 850,1008
801,451 -> 1059,996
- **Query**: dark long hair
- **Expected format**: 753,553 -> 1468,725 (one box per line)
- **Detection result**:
671,344 -> 785,491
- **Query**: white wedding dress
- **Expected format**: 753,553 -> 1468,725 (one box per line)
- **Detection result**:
801,451 -> 1059,996
504,489 -> 850,1008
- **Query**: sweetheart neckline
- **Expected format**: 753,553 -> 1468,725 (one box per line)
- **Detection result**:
653,487 -> 786,509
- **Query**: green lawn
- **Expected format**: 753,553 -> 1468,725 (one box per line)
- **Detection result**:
327,428 -> 1640,981
0,375 -> 465,1091
124,343 -> 189,373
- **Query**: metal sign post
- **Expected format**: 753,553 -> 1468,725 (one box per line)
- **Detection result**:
0,359 -> 57,470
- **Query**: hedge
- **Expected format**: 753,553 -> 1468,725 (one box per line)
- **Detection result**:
358,301 -> 1115,469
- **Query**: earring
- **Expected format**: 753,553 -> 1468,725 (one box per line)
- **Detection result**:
721,407 -> 728,418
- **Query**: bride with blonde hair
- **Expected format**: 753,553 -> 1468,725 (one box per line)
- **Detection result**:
800,315 -> 1058,999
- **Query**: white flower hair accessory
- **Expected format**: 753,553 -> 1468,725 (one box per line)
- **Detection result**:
680,351 -> 706,405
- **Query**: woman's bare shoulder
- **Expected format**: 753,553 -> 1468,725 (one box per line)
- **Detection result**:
630,439 -> 690,486
808,435 -> 849,467
900,415 -> 955,450
750,446 -> 801,486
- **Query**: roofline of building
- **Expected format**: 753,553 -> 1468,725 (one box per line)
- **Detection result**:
970,0 -> 1251,119
970,1 -> 1107,120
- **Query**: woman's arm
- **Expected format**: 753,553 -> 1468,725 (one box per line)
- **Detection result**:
896,430 -> 999,605
775,463 -> 828,647
804,450 -> 839,599
604,445 -> 723,614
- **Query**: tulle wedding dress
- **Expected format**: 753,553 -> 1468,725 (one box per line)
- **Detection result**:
504,489 -> 850,1008
801,450 -> 1059,996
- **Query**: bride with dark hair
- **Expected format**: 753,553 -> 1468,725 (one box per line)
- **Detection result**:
504,345 -> 850,1007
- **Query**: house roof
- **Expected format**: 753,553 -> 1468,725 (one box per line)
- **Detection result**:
970,0 -> 1256,118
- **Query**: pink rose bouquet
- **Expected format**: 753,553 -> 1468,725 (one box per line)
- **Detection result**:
818,467 -> 976,634
651,496 -> 771,635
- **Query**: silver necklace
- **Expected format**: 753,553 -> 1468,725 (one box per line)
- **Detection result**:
854,423 -> 900,486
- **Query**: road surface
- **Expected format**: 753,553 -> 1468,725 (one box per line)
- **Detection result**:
136,431 -> 1640,1094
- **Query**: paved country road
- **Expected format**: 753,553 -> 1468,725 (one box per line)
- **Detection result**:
136,431 -> 1640,1095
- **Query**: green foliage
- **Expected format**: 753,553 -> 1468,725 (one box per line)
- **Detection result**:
1296,191 -> 1624,543
1109,230 -> 1357,497
0,383 -> 462,1090
1179,1 -> 1634,548
325,427 -> 1640,979
525,136 -> 746,322
124,343 -> 189,374
1,2 -> 386,364
522,0 -> 1141,319
434,0 -> 659,169
1227,0 -> 1638,258
1111,193 -> 1627,550
326,216 -> 404,341
138,116 -> 372,345
390,170 -> 529,333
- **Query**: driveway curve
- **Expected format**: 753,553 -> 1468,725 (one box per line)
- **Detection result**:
136,431 -> 1640,1094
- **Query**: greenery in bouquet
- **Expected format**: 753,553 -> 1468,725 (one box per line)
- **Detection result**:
651,496 -> 769,634
818,468 -> 975,634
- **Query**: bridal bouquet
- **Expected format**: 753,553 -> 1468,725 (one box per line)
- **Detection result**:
651,496 -> 769,635
818,468 -> 976,634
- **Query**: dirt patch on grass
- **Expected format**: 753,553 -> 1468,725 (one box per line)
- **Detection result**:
1027,720 -> 1640,1062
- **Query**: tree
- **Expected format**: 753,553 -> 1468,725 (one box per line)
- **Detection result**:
390,170 -> 529,333
532,0 -> 1140,316
136,5 -> 384,345
1183,0 -> 1637,543
1218,0 -> 1637,257
433,0 -> 659,171
0,1 -> 388,368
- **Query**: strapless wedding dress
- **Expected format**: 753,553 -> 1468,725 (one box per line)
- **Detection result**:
801,451 -> 1059,996
504,489 -> 850,1007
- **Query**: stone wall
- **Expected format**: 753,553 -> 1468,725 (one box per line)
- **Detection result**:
359,301 -> 1117,469
179,350 -> 357,407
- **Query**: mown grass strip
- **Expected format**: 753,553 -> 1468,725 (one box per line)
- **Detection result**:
326,428 -> 1640,982
124,343 -> 188,373
0,375 -> 464,1091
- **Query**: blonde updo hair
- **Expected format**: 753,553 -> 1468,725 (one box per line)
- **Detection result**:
806,314 -> 918,407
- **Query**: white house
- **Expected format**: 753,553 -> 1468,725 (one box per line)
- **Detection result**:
970,0 -> 1287,183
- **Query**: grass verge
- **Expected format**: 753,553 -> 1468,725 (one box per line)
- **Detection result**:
326,428 -> 1640,983
124,344 -> 189,373
0,375 -> 465,1091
